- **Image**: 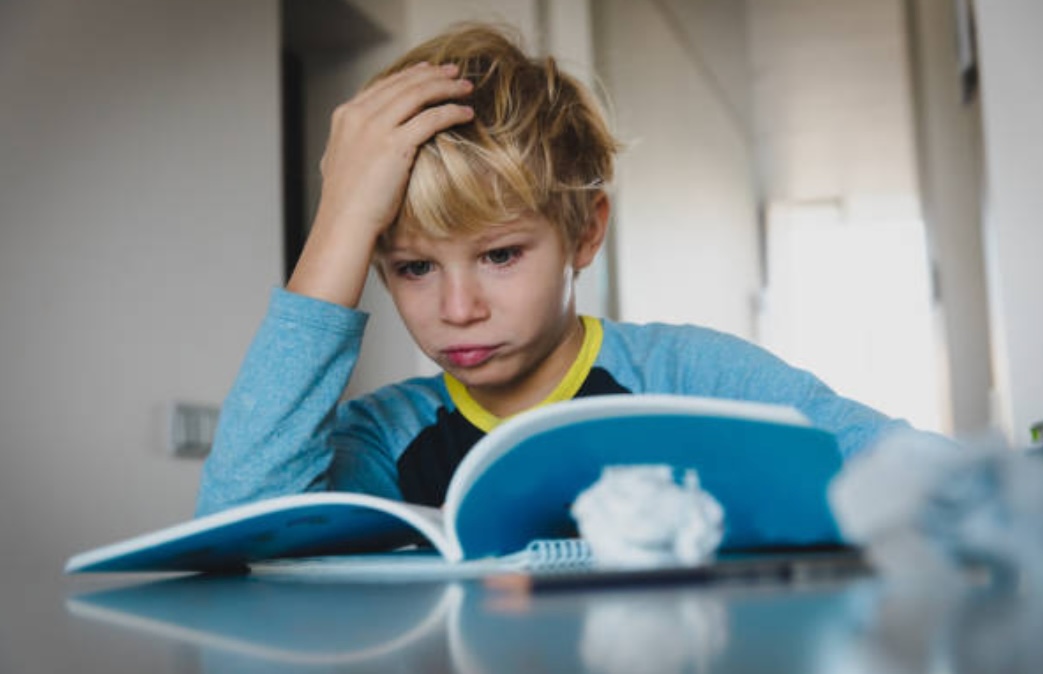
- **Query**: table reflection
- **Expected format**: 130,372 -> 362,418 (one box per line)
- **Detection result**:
66,572 -> 1043,674
68,576 -> 456,673
578,593 -> 727,674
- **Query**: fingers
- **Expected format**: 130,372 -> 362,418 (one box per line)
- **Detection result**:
354,62 -> 472,129
319,100 -> 472,179
324,62 -> 473,176
356,61 -> 449,106
315,62 -> 475,227
400,103 -> 475,147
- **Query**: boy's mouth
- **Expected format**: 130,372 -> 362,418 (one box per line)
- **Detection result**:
442,345 -> 498,368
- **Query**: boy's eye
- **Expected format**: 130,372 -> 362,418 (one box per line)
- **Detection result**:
482,246 -> 522,266
395,260 -> 433,278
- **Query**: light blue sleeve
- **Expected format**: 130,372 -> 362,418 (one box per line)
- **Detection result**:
195,288 -> 373,517
682,329 -> 910,460
599,321 -> 909,460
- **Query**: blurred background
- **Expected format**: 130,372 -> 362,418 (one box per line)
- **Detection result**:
1,0 -> 1040,570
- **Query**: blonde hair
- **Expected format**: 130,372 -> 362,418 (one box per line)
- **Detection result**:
374,23 -> 620,251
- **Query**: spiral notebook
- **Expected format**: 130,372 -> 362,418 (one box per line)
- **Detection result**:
249,539 -> 595,582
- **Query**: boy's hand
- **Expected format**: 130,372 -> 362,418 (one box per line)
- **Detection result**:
288,63 -> 474,308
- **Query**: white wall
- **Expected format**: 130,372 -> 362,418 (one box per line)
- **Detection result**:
597,0 -> 761,337
0,0 -> 281,568
906,0 -> 992,436
744,0 -> 953,430
974,0 -> 1043,446
747,0 -> 920,203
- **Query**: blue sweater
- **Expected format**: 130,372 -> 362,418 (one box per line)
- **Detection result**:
196,288 -> 903,517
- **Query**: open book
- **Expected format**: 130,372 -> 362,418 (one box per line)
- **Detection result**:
64,394 -> 845,574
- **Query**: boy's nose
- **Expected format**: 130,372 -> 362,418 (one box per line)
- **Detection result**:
440,273 -> 489,325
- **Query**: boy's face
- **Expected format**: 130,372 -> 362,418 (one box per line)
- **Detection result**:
379,213 -> 594,416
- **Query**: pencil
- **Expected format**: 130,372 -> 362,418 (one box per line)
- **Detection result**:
484,551 -> 870,594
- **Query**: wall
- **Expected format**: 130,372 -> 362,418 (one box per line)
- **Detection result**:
744,0 -> 951,429
974,0 -> 1043,445
747,0 -> 920,203
0,0 -> 281,568
597,0 -> 761,336
906,0 -> 992,436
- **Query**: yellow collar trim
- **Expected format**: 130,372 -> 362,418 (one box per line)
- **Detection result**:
444,315 -> 604,433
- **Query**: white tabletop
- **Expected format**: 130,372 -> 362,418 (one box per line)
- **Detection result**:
7,552 -> 1043,674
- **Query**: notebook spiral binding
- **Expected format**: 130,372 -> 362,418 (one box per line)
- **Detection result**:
523,539 -> 595,570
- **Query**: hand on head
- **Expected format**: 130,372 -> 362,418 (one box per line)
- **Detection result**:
288,62 -> 474,308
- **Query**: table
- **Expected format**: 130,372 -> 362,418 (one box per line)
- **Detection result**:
4,557 -> 1043,674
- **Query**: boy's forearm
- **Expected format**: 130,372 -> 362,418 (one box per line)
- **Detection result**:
286,206 -> 379,308
195,289 -> 368,516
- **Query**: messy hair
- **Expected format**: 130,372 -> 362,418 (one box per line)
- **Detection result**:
374,23 -> 620,251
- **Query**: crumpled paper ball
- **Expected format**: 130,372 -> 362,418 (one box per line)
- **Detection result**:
571,465 -> 724,568
829,427 -> 1043,587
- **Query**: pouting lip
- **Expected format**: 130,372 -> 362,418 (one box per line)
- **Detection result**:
440,344 -> 502,368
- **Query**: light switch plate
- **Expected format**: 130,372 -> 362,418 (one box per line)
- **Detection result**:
169,402 -> 220,458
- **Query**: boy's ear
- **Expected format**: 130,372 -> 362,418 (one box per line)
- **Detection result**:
573,191 -> 611,271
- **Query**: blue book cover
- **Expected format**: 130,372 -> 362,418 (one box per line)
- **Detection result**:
64,395 -> 844,574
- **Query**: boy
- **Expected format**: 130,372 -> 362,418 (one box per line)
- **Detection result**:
196,23 -> 903,517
